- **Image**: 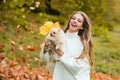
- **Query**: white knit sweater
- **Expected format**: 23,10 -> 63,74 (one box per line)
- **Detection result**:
41,31 -> 90,80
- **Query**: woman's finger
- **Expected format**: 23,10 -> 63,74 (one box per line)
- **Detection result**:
45,39 -> 50,47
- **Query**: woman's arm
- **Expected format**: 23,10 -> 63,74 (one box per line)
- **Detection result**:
56,49 -> 90,75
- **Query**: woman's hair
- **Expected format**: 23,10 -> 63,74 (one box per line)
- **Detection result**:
64,11 -> 93,66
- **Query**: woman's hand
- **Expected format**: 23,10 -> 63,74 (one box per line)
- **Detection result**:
49,43 -> 64,56
43,39 -> 51,53
55,48 -> 64,56
44,39 -> 64,56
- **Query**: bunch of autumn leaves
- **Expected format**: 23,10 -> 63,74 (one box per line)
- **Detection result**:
0,53 -> 52,80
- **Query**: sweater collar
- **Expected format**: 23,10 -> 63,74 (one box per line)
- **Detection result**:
65,31 -> 79,37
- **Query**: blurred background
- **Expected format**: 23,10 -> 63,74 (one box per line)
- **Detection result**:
0,0 -> 120,79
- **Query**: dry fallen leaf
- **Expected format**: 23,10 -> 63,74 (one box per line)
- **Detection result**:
17,29 -> 22,33
9,39 -> 16,46
25,45 -> 38,51
35,1 -> 40,8
0,44 -> 4,50
18,45 -> 24,51
0,26 -> 5,32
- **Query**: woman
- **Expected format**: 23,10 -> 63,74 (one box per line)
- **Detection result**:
40,11 -> 93,80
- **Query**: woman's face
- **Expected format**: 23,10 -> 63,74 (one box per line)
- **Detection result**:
68,13 -> 84,32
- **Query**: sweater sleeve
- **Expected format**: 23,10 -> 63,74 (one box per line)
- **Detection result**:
60,53 -> 90,75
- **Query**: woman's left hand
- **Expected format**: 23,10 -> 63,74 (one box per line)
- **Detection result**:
49,43 -> 64,56
55,48 -> 64,56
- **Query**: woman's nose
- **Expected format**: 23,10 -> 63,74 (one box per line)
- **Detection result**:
72,20 -> 77,24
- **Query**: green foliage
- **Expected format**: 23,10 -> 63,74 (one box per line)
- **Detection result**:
28,12 -> 66,26
94,50 -> 120,75
1,0 -> 120,29
93,25 -> 120,76
51,0 -> 77,18
92,26 -> 112,42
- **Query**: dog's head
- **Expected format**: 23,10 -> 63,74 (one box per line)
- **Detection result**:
49,28 -> 61,38
46,27 -> 64,45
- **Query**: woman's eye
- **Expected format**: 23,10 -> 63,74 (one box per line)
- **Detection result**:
78,19 -> 83,23
71,17 -> 76,20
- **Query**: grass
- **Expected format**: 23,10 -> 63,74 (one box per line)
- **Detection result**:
93,25 -> 120,76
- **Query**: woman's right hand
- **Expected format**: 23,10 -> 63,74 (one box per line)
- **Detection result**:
43,39 -> 51,53
43,39 -> 57,53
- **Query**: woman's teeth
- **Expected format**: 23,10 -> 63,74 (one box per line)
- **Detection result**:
71,24 -> 77,27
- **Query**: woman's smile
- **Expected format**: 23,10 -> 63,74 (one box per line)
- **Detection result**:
71,21 -> 77,28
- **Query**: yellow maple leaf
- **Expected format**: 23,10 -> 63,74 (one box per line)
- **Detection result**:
51,22 -> 60,28
39,26 -> 50,35
39,21 -> 60,35
44,21 -> 53,28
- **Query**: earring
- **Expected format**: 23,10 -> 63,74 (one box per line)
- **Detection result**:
80,26 -> 83,29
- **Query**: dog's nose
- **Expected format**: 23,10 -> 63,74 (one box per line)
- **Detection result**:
50,32 -> 53,36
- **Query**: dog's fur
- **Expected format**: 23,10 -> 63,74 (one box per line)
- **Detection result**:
40,28 -> 65,74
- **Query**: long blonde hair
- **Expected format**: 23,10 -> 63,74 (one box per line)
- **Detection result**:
64,11 -> 93,66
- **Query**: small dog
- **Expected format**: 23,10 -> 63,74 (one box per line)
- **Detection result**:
40,28 -> 65,74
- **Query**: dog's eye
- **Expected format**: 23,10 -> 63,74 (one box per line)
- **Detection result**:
53,32 -> 56,34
